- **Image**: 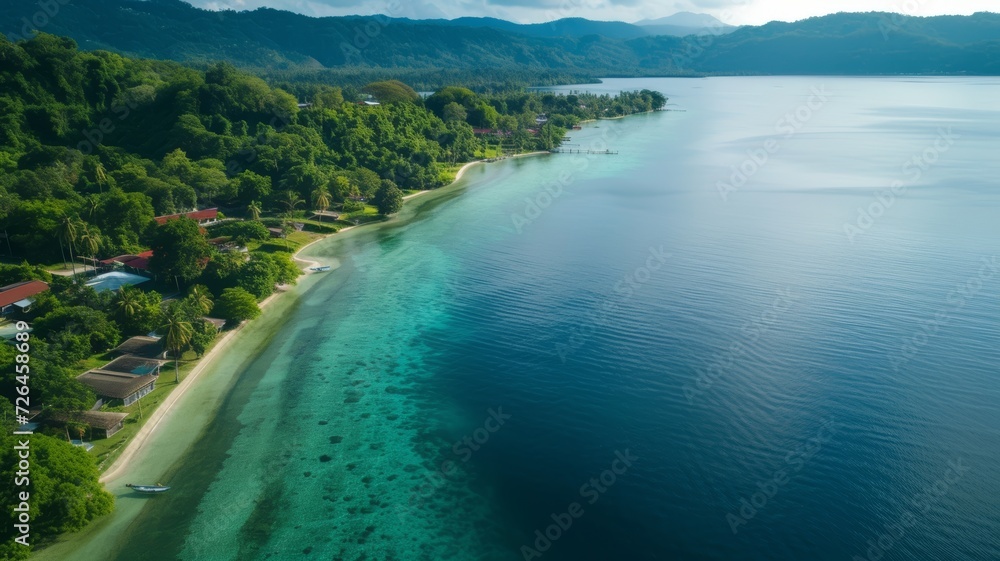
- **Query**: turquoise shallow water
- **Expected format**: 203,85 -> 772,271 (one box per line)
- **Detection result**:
101,77 -> 1000,561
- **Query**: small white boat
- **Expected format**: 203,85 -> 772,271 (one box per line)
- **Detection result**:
309,265 -> 331,272
126,483 -> 171,494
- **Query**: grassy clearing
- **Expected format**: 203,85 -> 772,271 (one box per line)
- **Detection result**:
250,230 -> 323,254
87,344 -> 215,471
439,165 -> 463,185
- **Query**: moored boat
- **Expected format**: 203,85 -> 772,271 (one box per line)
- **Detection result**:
126,483 -> 171,494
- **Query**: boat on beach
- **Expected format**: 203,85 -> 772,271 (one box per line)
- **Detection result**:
309,265 -> 331,272
126,484 -> 171,494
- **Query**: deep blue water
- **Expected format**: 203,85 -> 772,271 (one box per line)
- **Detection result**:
417,77 -> 1000,560
103,77 -> 1000,561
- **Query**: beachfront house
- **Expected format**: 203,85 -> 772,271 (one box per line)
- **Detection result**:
0,280 -> 49,315
114,336 -> 168,359
50,411 -> 129,439
77,370 -> 157,407
99,355 -> 163,377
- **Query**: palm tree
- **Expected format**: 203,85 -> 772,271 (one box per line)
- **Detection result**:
280,190 -> 304,214
312,187 -> 331,222
188,285 -> 213,316
57,216 -> 79,280
83,195 -> 101,222
247,200 -> 262,221
114,285 -> 142,325
160,305 -> 193,383
79,224 -> 101,265
94,162 -> 108,193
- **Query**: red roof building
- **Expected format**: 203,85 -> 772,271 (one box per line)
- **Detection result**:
101,250 -> 154,271
154,208 -> 219,225
0,280 -> 49,314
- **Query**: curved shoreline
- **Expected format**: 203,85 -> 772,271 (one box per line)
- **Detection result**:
95,151 -> 549,485
32,149 -> 556,559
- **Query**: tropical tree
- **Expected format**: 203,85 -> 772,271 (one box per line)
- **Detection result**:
279,190 -> 304,214
373,181 -> 404,215
112,285 -> 162,336
231,170 -> 272,204
83,195 -> 101,222
147,218 -> 213,290
160,303 -> 193,383
247,199 -> 262,221
113,285 -> 141,326
78,223 -> 101,263
94,162 -> 108,193
189,319 -> 217,357
312,186 -> 331,222
0,432 -> 113,559
213,287 -> 261,323
56,215 -> 79,280
187,284 -> 214,315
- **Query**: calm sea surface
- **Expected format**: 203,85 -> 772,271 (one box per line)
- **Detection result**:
104,77 -> 1000,561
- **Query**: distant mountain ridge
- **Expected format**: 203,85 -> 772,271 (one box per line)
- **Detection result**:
635,11 -> 738,37
2,1 -> 1000,79
411,16 -> 653,39
637,12 -> 727,27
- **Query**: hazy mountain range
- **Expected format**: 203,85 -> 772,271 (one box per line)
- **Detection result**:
634,12 -> 738,37
2,0 -> 999,78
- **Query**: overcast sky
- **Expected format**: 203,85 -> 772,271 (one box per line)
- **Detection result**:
192,0 -> 998,25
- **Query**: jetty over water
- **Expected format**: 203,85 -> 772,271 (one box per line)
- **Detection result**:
549,148 -> 619,155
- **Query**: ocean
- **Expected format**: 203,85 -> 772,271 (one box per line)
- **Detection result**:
95,76 -> 1000,561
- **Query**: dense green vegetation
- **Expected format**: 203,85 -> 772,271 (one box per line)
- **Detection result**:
0,33 -> 665,266
3,1 -> 1000,79
0,32 -> 665,556
0,430 -> 114,560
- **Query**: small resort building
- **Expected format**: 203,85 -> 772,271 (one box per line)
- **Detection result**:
100,250 -> 154,272
114,336 -> 167,359
50,411 -> 129,438
77,370 -> 157,407
154,208 -> 220,226
0,280 -> 49,315
97,355 -> 163,377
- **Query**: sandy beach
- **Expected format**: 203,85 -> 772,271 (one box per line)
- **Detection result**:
34,150 -> 553,560
95,153 -> 545,484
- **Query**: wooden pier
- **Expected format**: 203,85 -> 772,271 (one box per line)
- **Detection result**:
550,148 -> 619,155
